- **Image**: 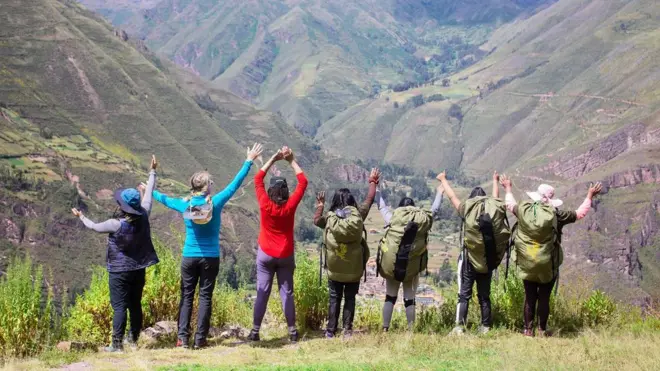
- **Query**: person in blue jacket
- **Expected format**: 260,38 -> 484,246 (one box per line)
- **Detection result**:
152,143 -> 263,349
72,155 -> 159,352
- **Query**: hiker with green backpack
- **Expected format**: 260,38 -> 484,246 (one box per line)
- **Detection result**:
314,168 -> 381,338
376,178 -> 444,331
438,171 -> 510,335
500,175 -> 602,337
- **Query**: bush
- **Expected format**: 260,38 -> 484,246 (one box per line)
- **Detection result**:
0,255 -> 60,358
581,290 -> 617,327
211,286 -> 252,328
64,267 -> 112,344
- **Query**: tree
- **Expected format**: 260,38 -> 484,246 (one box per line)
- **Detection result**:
448,104 -> 463,121
442,78 -> 451,87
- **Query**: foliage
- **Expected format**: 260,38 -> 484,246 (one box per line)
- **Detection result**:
211,286 -> 252,329
581,290 -> 617,327
0,255 -> 61,358
64,267 -> 112,344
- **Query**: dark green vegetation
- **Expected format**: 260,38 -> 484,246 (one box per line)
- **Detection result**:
79,0 -> 552,136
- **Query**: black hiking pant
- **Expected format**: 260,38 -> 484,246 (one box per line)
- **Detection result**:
178,257 -> 220,345
523,278 -> 556,331
327,280 -> 360,334
456,253 -> 492,327
109,268 -> 146,346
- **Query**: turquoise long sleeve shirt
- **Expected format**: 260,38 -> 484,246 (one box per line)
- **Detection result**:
153,160 -> 253,258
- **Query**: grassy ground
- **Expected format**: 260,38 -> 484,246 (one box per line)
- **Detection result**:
6,330 -> 660,370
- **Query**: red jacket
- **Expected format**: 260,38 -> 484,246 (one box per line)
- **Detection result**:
255,170 -> 308,258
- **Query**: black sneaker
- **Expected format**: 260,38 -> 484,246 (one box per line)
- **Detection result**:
289,330 -> 299,343
247,330 -> 260,342
176,338 -> 190,349
193,339 -> 209,350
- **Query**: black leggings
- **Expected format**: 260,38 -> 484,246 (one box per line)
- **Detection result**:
109,269 -> 146,345
523,278 -> 556,331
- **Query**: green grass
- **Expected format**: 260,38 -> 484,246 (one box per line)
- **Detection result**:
7,331 -> 660,370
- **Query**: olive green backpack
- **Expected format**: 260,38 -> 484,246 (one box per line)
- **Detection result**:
512,200 -> 559,284
461,197 -> 511,273
377,206 -> 433,282
320,206 -> 370,283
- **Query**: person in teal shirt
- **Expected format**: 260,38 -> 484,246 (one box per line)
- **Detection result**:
152,143 -> 263,349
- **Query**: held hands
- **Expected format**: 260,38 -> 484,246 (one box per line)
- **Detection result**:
282,146 -> 294,163
316,191 -> 325,208
71,208 -> 83,218
369,168 -> 381,184
436,171 -> 447,182
247,143 -> 264,161
588,182 -> 603,199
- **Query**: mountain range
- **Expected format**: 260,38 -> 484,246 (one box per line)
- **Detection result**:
1,0 -> 659,304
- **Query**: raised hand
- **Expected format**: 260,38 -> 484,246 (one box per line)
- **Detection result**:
588,182 -> 603,199
138,182 -> 147,192
316,191 -> 325,208
247,143 -> 264,161
272,149 -> 284,162
493,170 -> 500,183
71,208 -> 82,217
499,174 -> 512,189
150,155 -> 158,170
436,171 -> 447,182
369,168 -> 381,184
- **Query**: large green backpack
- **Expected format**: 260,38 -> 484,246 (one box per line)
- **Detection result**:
322,206 -> 370,283
513,200 -> 558,284
462,197 -> 511,273
377,206 -> 433,282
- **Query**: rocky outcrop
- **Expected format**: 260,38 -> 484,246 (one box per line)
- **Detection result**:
540,123 -> 660,179
331,164 -> 369,183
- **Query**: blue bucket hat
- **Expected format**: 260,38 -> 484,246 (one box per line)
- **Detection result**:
114,188 -> 143,215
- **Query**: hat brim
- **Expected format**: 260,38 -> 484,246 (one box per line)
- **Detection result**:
114,188 -> 144,215
526,191 -> 563,208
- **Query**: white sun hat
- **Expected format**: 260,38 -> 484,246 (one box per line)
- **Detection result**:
526,184 -> 563,208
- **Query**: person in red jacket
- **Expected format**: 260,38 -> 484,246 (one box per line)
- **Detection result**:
248,146 -> 308,343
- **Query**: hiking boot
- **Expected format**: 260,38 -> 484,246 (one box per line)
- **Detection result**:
289,330 -> 299,343
193,339 -> 209,350
523,328 -> 534,337
343,330 -> 353,338
477,326 -> 491,335
324,330 -> 335,339
382,327 -> 389,333
176,338 -> 190,349
538,328 -> 553,338
247,330 -> 260,342
103,344 -> 123,353
450,326 -> 465,336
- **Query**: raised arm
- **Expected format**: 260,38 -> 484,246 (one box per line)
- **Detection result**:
282,147 -> 308,209
500,174 -> 517,215
72,208 -> 120,233
138,155 -> 158,215
358,168 -> 380,220
576,182 -> 602,220
313,191 -> 327,229
152,190 -> 188,213
437,171 -> 461,211
376,188 -> 393,225
212,143 -> 262,207
492,171 -> 500,199
431,184 -> 445,219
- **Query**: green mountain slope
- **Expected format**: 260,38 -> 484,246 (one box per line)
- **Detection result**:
0,0 -> 323,290
317,0 -> 660,303
78,0 -> 552,135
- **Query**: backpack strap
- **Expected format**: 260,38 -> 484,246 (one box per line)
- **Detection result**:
362,227 -> 368,283
319,227 -> 329,285
504,222 -> 518,292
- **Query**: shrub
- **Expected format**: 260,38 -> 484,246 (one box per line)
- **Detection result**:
142,240 -> 180,325
211,285 -> 252,328
581,290 -> 617,327
0,255 -> 60,358
64,267 -> 112,344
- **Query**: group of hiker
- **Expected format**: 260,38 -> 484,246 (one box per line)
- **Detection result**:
72,144 -> 603,351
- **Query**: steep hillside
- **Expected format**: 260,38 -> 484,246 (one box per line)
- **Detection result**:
0,0 -> 324,290
78,0 -> 552,135
317,0 -> 660,303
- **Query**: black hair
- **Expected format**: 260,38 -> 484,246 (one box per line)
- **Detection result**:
398,197 -> 415,207
469,187 -> 487,199
268,184 -> 290,205
329,188 -> 358,212
112,206 -> 140,224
